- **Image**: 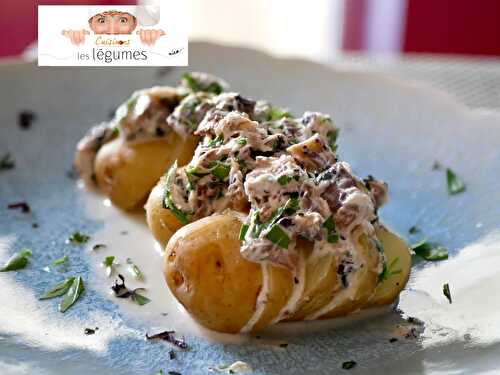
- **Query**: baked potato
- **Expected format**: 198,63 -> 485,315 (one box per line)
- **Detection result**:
164,212 -> 411,333
75,72 -> 228,210
95,135 -> 198,210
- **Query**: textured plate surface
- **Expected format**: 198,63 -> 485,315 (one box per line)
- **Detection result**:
1,42 -> 500,375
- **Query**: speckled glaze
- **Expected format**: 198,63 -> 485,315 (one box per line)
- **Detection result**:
1,43 -> 500,375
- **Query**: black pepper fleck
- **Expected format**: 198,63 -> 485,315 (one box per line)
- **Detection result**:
18,110 -> 36,129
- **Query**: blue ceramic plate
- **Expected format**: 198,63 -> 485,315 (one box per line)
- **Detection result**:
1,43 -> 500,375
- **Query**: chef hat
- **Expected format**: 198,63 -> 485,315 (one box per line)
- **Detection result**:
87,5 -> 160,26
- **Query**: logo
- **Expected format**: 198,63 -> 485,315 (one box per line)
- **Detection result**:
38,4 -> 187,66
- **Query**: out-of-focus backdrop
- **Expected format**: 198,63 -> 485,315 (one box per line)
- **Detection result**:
2,0 -> 500,61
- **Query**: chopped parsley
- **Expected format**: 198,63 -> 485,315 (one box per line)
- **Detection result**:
59,276 -> 85,313
0,249 -> 32,272
327,130 -> 338,152
207,134 -> 224,147
163,161 -> 189,225
39,277 -> 75,300
210,162 -> 231,181
126,257 -> 143,280
446,168 -> 466,195
277,175 -> 292,186
182,72 -> 224,95
412,240 -> 448,261
53,255 -> 69,266
443,283 -> 452,304
236,137 -> 247,146
111,274 -> 150,305
68,231 -> 90,244
0,152 -> 15,170
323,216 -> 339,244
266,224 -> 290,249
102,256 -> 116,277
266,106 -> 292,121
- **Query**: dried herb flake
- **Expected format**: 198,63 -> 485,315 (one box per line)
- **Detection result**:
0,249 -> 32,272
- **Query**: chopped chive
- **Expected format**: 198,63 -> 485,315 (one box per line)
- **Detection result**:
53,255 -> 69,266
239,224 -> 249,241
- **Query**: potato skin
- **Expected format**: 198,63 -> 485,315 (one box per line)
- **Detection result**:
164,213 -> 410,333
145,180 -> 185,249
365,226 -> 412,308
165,213 -> 263,333
94,133 -> 198,210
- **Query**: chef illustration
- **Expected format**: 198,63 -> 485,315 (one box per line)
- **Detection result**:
62,6 -> 165,46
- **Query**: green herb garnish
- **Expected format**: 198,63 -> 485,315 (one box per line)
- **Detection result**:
443,283 -> 452,304
239,224 -> 249,241
266,224 -> 290,249
210,162 -> 231,181
59,276 -> 85,313
53,255 -> 69,266
0,249 -> 32,272
68,231 -> 90,244
267,107 -> 292,121
207,134 -> 224,147
0,152 -> 15,170
236,137 -> 247,146
39,277 -> 75,300
163,161 -> 189,225
277,175 -> 292,186
327,130 -> 338,152
102,256 -> 116,277
378,257 -> 402,283
323,216 -> 339,244
132,292 -> 151,306
446,168 -> 466,195
126,258 -> 143,280
182,73 -> 224,95
412,240 -> 448,261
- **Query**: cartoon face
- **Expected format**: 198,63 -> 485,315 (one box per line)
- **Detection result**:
88,11 -> 137,34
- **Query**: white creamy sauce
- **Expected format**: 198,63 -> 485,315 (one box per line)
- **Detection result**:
399,230 -> 500,347
0,234 -> 137,352
77,182 -> 500,348
270,252 -> 306,324
239,262 -> 270,333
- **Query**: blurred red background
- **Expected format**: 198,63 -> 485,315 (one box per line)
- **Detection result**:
1,0 -> 500,58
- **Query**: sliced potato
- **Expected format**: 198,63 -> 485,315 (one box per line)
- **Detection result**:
286,244 -> 342,321
365,226 -> 412,308
310,229 -> 381,320
94,134 -> 197,210
165,213 -> 263,333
